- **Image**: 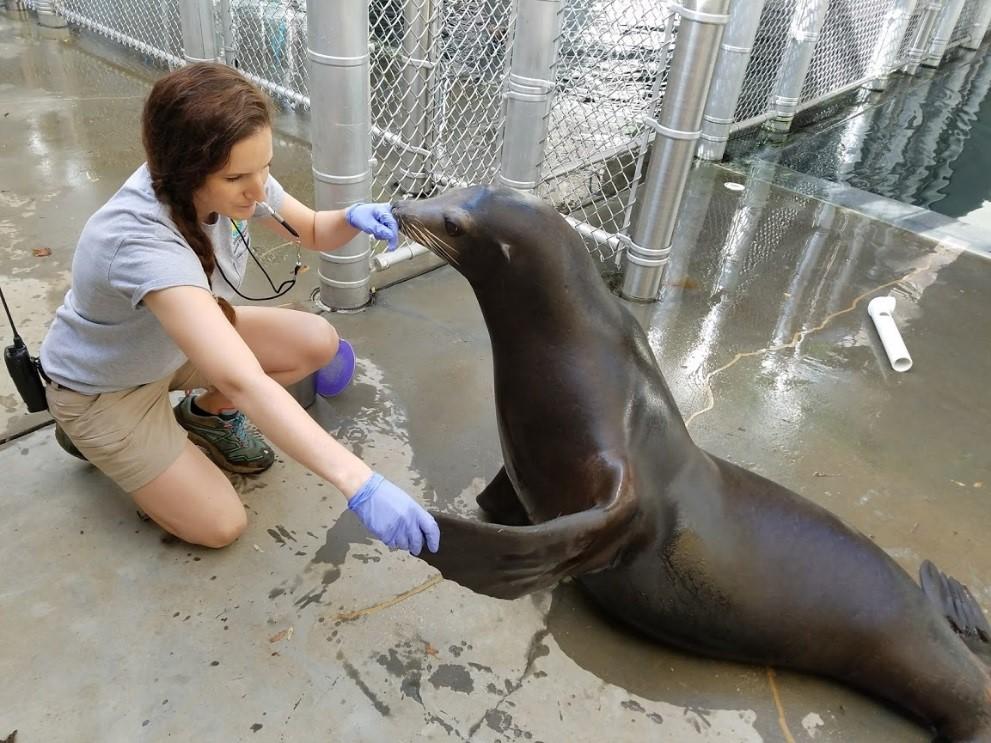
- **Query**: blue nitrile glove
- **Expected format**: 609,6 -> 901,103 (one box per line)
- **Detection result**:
345,202 -> 400,252
348,473 -> 440,555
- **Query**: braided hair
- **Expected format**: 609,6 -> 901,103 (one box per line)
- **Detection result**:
142,62 -> 273,324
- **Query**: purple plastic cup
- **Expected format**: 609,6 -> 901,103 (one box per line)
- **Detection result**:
316,338 -> 356,397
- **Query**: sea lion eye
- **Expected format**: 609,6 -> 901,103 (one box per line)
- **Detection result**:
444,217 -> 463,237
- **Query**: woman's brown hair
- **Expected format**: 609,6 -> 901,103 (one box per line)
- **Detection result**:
142,62 -> 273,324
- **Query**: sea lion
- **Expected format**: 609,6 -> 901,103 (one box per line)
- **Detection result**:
391,185 -> 991,741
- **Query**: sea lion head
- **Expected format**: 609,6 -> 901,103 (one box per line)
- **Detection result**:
392,185 -> 582,286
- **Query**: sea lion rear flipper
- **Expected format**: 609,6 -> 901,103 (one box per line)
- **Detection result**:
920,559 -> 991,665
476,466 -> 530,526
420,471 -> 640,600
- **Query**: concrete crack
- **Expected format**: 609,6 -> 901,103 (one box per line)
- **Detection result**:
465,628 -> 549,739
684,256 -> 936,429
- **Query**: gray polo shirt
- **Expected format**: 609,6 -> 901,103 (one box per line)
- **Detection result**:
40,163 -> 286,394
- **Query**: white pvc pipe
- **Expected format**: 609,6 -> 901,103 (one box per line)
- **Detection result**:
372,242 -> 432,271
868,296 -> 913,372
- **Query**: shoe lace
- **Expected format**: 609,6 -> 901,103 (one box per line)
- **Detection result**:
225,413 -> 254,448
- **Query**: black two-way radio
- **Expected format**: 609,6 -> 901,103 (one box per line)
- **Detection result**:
1,283 -> 48,413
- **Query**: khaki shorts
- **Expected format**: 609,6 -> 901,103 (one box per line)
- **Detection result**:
46,361 -> 210,493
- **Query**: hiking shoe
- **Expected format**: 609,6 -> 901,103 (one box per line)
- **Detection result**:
173,394 -> 275,475
54,423 -> 88,462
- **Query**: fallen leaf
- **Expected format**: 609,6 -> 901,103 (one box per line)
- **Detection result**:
269,625 -> 294,644
33,247 -> 51,257
951,480 -> 967,487
974,482 -> 983,488
424,642 -> 438,656
253,544 -> 263,552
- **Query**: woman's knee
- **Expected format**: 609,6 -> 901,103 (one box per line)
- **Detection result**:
301,316 -> 339,371
132,443 -> 248,548
191,507 -> 248,549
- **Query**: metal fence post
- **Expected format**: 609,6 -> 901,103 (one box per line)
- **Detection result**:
923,0 -> 966,66
497,0 -> 563,192
764,0 -> 829,133
619,0 -> 731,302
35,0 -> 67,28
964,0 -> 991,48
397,0 -> 438,195
308,0 -> 373,310
219,0 -> 236,67
905,0 -> 945,74
698,0 -> 768,161
179,0 -> 219,63
865,0 -> 920,91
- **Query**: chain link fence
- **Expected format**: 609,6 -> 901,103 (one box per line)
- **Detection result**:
22,0 -> 185,66
368,0 -> 514,203
536,1 -> 675,264
731,0 -> 990,135
226,0 -> 307,101
734,1 -> 798,130
953,0 -> 984,44
799,0 -> 889,106
20,0 -> 991,275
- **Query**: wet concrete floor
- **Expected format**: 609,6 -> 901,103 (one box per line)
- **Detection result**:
1,7 -> 989,743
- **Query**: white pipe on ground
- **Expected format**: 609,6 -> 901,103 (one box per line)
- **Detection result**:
868,296 -> 913,372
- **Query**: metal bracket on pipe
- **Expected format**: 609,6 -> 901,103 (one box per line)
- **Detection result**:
670,4 -> 729,25
306,49 -> 367,68
497,175 -> 539,191
702,113 -> 735,126
505,73 -> 555,102
643,117 -> 701,141
617,234 -> 671,266
771,94 -> 800,109
312,166 -> 373,186
791,31 -> 821,44
322,249 -> 371,266
399,54 -> 436,70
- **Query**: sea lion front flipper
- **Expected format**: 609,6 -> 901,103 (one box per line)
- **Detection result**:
420,470 -> 640,600
920,559 -> 991,666
476,466 -> 530,526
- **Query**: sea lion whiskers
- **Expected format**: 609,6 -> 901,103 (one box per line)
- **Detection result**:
405,218 -> 460,268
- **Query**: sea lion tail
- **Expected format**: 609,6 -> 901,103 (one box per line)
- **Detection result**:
920,559 -> 991,667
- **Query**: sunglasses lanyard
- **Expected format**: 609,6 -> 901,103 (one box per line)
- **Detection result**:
215,219 -> 302,302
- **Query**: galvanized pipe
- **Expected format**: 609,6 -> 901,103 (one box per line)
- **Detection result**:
865,0 -> 920,91
620,0 -> 731,302
923,0 -> 966,66
35,0 -> 67,28
307,0 -> 373,310
497,0 -> 563,192
765,0 -> 830,133
179,0 -> 219,63
905,0 -> 945,74
218,0 -> 236,66
397,0 -> 439,194
697,0 -> 768,161
964,0 -> 991,48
